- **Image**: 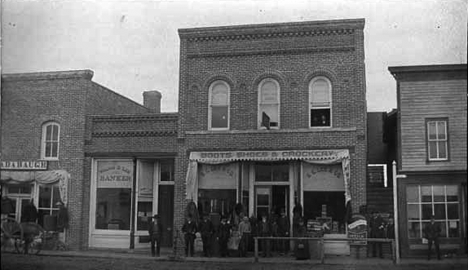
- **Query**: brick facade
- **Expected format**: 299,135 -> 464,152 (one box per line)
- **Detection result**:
176,19 -> 368,252
1,70 -> 150,250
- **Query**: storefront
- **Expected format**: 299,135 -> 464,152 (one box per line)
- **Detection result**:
0,161 -> 69,232
88,158 -> 174,249
397,172 -> 467,257
185,149 -> 352,254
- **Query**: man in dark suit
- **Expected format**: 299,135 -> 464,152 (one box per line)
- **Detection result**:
218,217 -> 231,257
199,214 -> 214,257
148,214 -> 163,257
182,216 -> 197,257
424,215 -> 442,260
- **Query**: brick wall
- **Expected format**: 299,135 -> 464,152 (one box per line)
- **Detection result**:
85,114 -> 178,154
86,83 -> 150,115
1,70 -> 154,250
176,19 -> 368,252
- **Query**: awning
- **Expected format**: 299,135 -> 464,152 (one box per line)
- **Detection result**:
186,150 -> 351,204
0,170 -> 69,205
189,149 -> 349,164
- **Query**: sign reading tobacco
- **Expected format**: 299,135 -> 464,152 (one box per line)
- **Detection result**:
348,214 -> 368,245
1,161 -> 48,170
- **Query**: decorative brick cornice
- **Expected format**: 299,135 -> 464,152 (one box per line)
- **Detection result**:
185,29 -> 355,43
187,46 -> 354,59
92,130 -> 177,137
91,113 -> 178,123
2,70 -> 94,82
179,19 -> 364,40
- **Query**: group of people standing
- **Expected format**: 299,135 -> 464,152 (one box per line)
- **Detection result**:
182,214 -> 233,257
369,211 -> 442,260
368,211 -> 394,258
179,207 -> 293,258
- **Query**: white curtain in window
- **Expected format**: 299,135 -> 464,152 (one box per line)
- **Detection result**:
211,82 -> 229,105
259,79 -> 279,125
138,161 -> 154,197
310,78 -> 330,107
0,170 -> 69,205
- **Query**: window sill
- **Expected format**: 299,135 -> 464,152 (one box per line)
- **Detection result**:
426,158 -> 450,163
41,158 -> 59,161
186,127 -> 356,135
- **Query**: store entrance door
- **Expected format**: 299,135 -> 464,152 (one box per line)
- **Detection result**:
158,185 -> 174,247
255,185 -> 289,219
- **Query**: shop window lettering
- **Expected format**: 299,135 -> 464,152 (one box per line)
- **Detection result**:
199,164 -> 235,178
99,175 -> 132,182
305,166 -> 342,179
98,165 -> 131,174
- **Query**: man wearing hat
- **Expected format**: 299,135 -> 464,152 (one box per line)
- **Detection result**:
148,214 -> 163,257
424,215 -> 442,260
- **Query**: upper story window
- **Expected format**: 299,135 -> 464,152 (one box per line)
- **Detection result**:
208,80 -> 230,130
41,122 -> 60,160
427,119 -> 448,161
258,79 -> 280,129
309,77 -> 332,127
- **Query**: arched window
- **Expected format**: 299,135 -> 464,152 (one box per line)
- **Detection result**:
41,122 -> 60,159
208,80 -> 230,130
258,79 -> 280,129
309,77 -> 332,127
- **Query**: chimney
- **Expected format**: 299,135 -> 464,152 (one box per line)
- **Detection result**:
143,90 -> 162,113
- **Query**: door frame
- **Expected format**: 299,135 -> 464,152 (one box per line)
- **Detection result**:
249,161 -> 296,236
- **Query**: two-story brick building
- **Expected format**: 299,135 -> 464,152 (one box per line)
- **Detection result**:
176,19 -> 367,255
388,64 -> 467,257
0,70 -> 153,250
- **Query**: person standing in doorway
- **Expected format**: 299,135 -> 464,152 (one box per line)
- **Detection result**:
277,208 -> 290,255
148,214 -> 163,257
424,215 -> 441,260
258,213 -> 271,257
182,216 -> 197,257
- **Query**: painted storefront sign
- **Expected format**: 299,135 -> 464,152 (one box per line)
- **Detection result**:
97,161 -> 133,189
348,214 -> 368,245
1,161 -> 47,170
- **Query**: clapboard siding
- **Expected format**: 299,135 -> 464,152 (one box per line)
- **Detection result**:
400,79 -> 467,171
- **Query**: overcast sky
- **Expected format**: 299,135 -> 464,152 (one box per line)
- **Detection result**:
2,0 -> 467,113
